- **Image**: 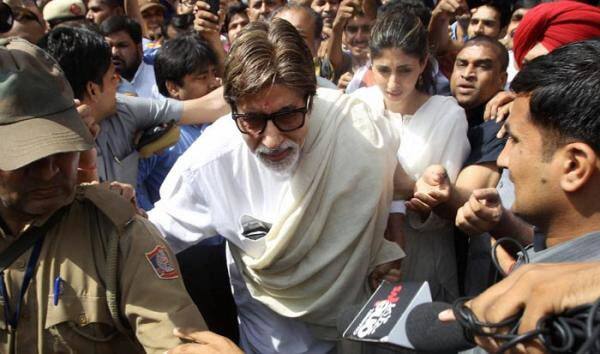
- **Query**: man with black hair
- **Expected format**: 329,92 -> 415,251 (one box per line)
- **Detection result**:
467,2 -> 510,39
162,13 -> 194,40
40,26 -> 227,188
493,38 -> 600,260
428,0 -> 511,82
86,0 -> 124,24
408,37 -> 511,296
430,0 -> 511,51
138,33 -> 240,343
223,2 -> 249,46
440,39 -> 600,353
99,15 -> 160,99
138,33 -> 220,209
310,0 -> 339,30
451,36 -> 508,118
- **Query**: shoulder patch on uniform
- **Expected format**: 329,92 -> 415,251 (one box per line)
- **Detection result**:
145,245 -> 179,280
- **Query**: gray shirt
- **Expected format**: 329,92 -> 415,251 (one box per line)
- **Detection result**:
96,94 -> 183,185
517,231 -> 600,266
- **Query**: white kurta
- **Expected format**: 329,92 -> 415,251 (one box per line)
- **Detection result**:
352,86 -> 471,301
149,88 -> 403,353
148,116 -> 334,354
352,86 -> 470,182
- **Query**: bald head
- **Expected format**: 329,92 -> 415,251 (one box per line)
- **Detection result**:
273,4 -> 322,57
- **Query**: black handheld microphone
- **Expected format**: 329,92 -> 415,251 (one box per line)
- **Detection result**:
340,301 -> 475,352
405,302 -> 475,352
340,281 -> 476,352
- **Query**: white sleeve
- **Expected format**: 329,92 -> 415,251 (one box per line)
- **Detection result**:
436,105 -> 471,183
148,167 -> 217,254
389,200 -> 407,214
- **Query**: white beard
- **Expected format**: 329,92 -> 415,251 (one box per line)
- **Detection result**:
255,139 -> 301,176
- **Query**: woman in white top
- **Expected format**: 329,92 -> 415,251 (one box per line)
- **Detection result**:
352,9 -> 470,301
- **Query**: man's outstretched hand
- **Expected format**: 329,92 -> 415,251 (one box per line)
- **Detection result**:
455,188 -> 503,236
406,164 -> 450,216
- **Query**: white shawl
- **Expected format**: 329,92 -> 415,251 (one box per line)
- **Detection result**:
229,88 -> 405,336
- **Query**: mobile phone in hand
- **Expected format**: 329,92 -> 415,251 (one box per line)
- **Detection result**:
208,0 -> 219,15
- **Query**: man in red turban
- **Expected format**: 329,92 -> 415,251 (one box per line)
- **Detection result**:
513,1 -> 600,68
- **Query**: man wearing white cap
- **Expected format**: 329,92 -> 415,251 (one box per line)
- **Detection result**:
42,0 -> 86,28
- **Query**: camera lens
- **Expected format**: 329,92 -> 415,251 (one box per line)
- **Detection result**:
0,2 -> 14,33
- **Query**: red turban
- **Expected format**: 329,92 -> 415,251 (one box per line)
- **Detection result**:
513,1 -> 600,68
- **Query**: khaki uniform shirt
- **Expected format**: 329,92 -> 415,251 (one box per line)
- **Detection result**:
0,184 -> 206,354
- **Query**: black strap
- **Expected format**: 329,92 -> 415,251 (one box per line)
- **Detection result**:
0,208 -> 65,274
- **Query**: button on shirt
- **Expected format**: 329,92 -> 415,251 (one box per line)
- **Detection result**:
148,117 -> 335,354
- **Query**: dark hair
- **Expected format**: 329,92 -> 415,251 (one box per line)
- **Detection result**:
223,2 -> 248,34
100,0 -> 124,8
513,0 -> 540,10
462,36 -> 509,72
39,26 -> 111,100
510,39 -> 600,154
154,33 -> 218,97
378,0 -> 431,27
99,15 -> 142,44
55,19 -> 101,32
474,0 -> 512,29
48,16 -> 86,29
369,9 -> 433,93
161,13 -> 193,40
272,4 -> 323,41
224,19 -> 316,106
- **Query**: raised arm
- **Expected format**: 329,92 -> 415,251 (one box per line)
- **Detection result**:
323,0 -> 356,80
179,86 -> 230,125
428,0 -> 467,56
193,0 -> 228,77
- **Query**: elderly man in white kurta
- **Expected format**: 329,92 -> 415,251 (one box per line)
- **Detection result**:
149,19 -> 405,354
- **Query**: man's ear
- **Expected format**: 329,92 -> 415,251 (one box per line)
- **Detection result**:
165,80 -> 181,99
85,81 -> 101,103
559,142 -> 598,193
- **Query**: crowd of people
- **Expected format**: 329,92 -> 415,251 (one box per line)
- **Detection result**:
0,0 -> 600,352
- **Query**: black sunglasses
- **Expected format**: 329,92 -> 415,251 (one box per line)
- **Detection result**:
231,96 -> 311,135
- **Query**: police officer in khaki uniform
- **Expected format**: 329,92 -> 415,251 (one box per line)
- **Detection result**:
0,37 -> 221,354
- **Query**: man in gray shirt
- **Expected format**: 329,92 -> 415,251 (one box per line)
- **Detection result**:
40,26 -> 227,185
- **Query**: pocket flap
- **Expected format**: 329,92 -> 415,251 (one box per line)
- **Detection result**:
45,296 -> 114,329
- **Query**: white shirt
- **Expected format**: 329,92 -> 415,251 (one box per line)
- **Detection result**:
506,50 -> 519,90
352,86 -> 470,182
148,116 -> 335,354
128,60 -> 163,100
